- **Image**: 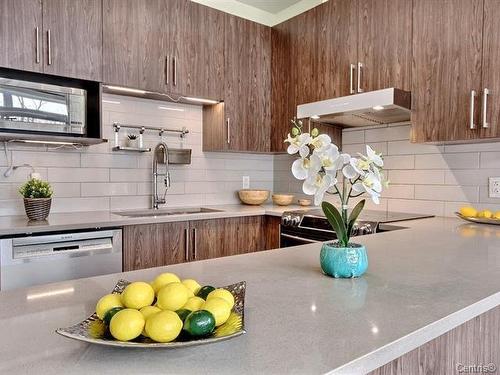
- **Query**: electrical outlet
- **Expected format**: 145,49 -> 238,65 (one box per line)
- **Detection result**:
489,177 -> 500,198
242,176 -> 250,189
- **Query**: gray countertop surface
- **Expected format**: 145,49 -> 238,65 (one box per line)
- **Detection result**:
0,204 -> 302,236
1,215 -> 500,374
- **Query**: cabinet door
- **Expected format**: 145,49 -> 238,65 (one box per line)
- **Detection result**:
224,14 -> 271,152
316,0 -> 358,100
357,0 -> 412,92
123,222 -> 189,272
168,1 -> 224,100
191,216 -> 267,260
412,0 -> 484,143
42,0 -> 102,81
480,0 -> 500,139
0,0 -> 43,72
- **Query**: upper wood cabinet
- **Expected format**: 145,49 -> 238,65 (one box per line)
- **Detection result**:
0,0 -> 102,80
411,0 -> 484,143
42,0 -> 102,81
103,0 -> 223,100
203,14 -> 271,152
0,0 -> 43,73
169,1 -> 224,100
479,0 -> 500,139
357,0 -> 412,93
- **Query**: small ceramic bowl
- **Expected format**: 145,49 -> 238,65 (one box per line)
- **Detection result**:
298,198 -> 312,206
238,189 -> 270,205
272,194 -> 294,206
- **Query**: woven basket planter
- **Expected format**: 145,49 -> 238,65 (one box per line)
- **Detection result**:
23,198 -> 52,221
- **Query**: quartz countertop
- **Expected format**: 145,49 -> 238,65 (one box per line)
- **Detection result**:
0,204 -> 304,236
1,216 -> 500,374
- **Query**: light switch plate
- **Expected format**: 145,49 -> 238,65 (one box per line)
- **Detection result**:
242,176 -> 250,189
489,177 -> 500,198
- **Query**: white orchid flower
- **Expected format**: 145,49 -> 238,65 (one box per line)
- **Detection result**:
303,172 -> 335,206
285,133 -> 312,158
352,171 -> 383,204
366,145 -> 383,167
310,134 -> 331,153
312,144 -> 340,171
291,156 -> 321,180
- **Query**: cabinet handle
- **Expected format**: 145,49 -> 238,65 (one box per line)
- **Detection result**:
192,228 -> 197,260
349,63 -> 355,94
482,88 -> 490,129
165,55 -> 170,85
470,90 -> 477,130
173,56 -> 177,86
226,118 -> 230,144
47,29 -> 52,65
357,62 -> 363,93
35,27 -> 40,63
184,228 -> 189,261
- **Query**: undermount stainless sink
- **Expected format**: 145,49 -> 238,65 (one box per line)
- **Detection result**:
113,207 -> 223,218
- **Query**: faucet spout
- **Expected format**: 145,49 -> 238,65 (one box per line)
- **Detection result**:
152,142 -> 170,209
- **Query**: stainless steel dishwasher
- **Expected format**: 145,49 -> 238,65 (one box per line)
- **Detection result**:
0,229 -> 122,291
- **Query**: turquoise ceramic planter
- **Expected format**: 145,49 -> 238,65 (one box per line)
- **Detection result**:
320,242 -> 368,278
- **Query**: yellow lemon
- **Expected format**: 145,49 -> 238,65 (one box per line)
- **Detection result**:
459,206 -> 477,218
139,305 -> 162,337
182,296 -> 205,312
96,293 -> 124,320
109,308 -> 145,341
151,273 -> 181,294
202,297 -> 231,326
207,288 -> 235,309
493,211 -> 500,220
121,281 -> 155,309
156,282 -> 190,311
181,279 -> 202,295
478,210 -> 493,219
145,310 -> 182,343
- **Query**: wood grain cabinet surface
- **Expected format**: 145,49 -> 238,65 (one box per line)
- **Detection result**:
0,0 -> 102,80
203,14 -> 272,153
0,0 -> 43,73
123,215 -> 280,272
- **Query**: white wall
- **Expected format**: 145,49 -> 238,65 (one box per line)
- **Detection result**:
274,123 -> 500,217
0,94 -> 274,216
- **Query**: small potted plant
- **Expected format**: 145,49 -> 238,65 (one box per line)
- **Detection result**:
285,119 -> 388,278
126,134 -> 139,148
19,178 -> 53,221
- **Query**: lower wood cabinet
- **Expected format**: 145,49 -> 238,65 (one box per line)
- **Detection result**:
123,215 -> 281,272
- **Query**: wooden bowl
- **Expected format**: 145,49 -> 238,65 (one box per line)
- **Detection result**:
298,198 -> 312,207
272,194 -> 295,206
238,189 -> 270,205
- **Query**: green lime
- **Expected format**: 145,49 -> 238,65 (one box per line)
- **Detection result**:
103,306 -> 124,325
176,308 -> 192,322
196,285 -> 215,300
183,310 -> 216,337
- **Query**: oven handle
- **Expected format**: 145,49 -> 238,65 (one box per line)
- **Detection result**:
281,233 -> 320,244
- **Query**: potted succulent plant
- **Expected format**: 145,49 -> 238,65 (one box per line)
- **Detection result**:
19,178 -> 53,221
285,119 -> 388,278
126,133 -> 139,148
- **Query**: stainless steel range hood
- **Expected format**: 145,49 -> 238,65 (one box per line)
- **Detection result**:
297,88 -> 411,127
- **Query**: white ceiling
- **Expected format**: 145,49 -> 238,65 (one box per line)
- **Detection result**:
191,0 -> 326,26
235,0 -> 302,14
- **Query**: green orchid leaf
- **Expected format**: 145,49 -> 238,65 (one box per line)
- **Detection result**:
321,201 -> 348,246
347,199 -> 365,239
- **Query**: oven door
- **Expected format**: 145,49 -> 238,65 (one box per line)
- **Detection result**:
280,226 -> 337,248
0,77 -> 86,135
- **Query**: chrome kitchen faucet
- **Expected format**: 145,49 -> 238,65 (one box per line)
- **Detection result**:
152,142 -> 171,209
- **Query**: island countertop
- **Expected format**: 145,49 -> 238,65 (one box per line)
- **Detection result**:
1,216 -> 500,374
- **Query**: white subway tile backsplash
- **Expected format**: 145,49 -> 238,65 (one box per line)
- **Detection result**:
388,170 -> 445,185
415,153 -> 480,170
81,153 -> 138,169
51,197 -> 110,213
444,169 -> 500,186
387,199 -> 445,216
12,150 -> 80,167
342,130 -> 365,145
414,185 -> 479,202
480,152 -> 500,169
382,184 -> 414,199
48,168 -> 109,183
383,155 -> 415,170
365,124 -> 410,143
81,182 -> 137,197
388,140 -> 444,155
51,183 -> 81,198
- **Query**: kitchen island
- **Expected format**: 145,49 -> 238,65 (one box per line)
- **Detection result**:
1,216 -> 499,374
